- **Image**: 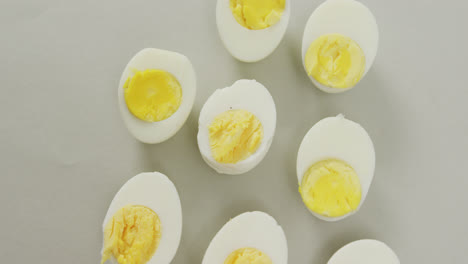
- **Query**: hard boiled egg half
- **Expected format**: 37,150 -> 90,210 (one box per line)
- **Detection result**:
202,211 -> 288,264
118,48 -> 196,143
328,240 -> 400,264
100,172 -> 182,264
302,0 -> 379,93
296,115 -> 375,221
217,0 -> 291,62
197,80 -> 276,175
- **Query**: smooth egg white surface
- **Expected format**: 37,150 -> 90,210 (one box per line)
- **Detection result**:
216,0 -> 291,62
301,0 -> 379,93
202,211 -> 288,264
197,79 -> 277,175
102,172 -> 182,264
118,48 -> 196,144
297,114 -> 375,221
328,240 -> 400,264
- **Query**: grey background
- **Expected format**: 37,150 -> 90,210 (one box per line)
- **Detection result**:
1,0 -> 467,263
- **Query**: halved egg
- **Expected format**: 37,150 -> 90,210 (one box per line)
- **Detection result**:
216,0 -> 291,62
118,48 -> 196,143
296,114 -> 375,221
202,211 -> 288,264
302,0 -> 379,93
328,240 -> 400,264
197,79 -> 276,175
100,172 -> 182,264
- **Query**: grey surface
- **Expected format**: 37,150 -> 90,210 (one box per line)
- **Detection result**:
1,0 -> 467,263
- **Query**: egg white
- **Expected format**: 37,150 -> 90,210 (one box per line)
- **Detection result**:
118,48 -> 196,144
328,240 -> 400,264
216,0 -> 291,62
301,0 -> 379,93
296,114 -> 375,221
101,172 -> 182,264
202,211 -> 288,264
197,79 -> 276,175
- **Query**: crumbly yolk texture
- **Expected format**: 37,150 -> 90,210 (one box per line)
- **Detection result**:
230,0 -> 285,30
124,69 -> 182,122
299,159 -> 362,218
208,109 -> 263,164
101,205 -> 161,264
304,34 -> 366,89
224,248 -> 272,264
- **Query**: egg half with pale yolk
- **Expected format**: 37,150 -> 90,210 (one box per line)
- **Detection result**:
100,172 -> 182,264
202,211 -> 288,264
328,240 -> 400,264
216,0 -> 291,62
296,114 -> 375,221
118,48 -> 196,143
302,0 -> 379,93
197,79 -> 276,175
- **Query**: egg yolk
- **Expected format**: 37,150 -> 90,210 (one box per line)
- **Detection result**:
208,109 -> 263,164
299,159 -> 361,218
304,34 -> 365,89
124,69 -> 182,122
230,0 -> 285,30
224,248 -> 272,264
101,205 -> 161,264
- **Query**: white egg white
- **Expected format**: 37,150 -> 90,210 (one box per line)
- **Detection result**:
202,211 -> 288,264
328,240 -> 400,264
118,48 -> 196,144
296,114 -> 375,221
301,0 -> 379,93
101,172 -> 182,264
197,79 -> 276,175
216,0 -> 291,62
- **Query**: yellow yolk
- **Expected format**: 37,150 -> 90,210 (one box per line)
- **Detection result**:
230,0 -> 285,30
224,248 -> 272,264
299,159 -> 361,218
124,69 -> 182,122
101,205 -> 161,264
304,34 -> 366,89
208,109 -> 263,164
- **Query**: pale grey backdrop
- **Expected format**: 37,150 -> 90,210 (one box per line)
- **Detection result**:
1,0 -> 467,263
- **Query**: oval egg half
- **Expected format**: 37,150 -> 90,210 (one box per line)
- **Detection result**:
118,48 -> 196,143
216,0 -> 291,62
302,0 -> 379,93
328,240 -> 400,264
296,114 -> 375,221
197,79 -> 276,175
101,172 -> 182,264
202,211 -> 288,264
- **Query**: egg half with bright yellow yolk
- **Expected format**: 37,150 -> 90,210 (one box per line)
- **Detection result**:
302,0 -> 379,93
197,79 -> 276,175
118,48 -> 196,143
100,172 -> 182,264
296,114 -> 375,221
202,212 -> 288,264
216,0 -> 291,62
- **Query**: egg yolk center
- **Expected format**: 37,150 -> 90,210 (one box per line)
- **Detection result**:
224,248 -> 272,264
230,0 -> 285,30
299,159 -> 361,218
208,109 -> 263,164
304,34 -> 365,89
101,205 -> 162,264
124,69 -> 182,122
